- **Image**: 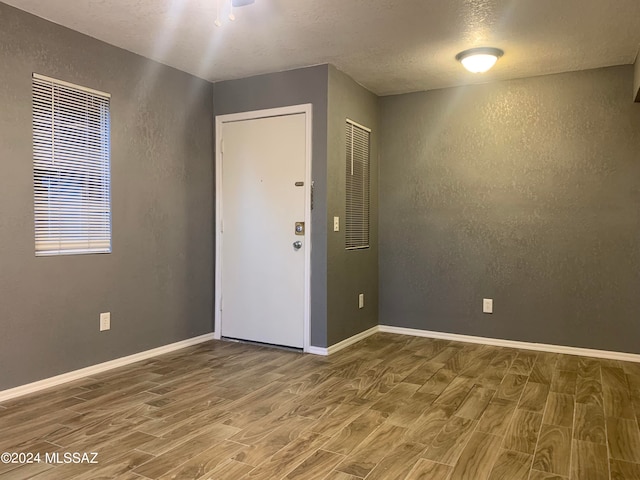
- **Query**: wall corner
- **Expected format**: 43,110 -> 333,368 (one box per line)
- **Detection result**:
634,49 -> 640,102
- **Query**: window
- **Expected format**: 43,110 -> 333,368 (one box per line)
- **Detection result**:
32,73 -> 111,256
345,119 -> 371,250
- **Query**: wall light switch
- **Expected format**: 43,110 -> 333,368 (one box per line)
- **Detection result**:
333,216 -> 340,232
482,299 -> 493,314
100,312 -> 111,331
358,293 -> 364,309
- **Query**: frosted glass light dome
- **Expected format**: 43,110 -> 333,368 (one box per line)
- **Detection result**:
456,47 -> 504,73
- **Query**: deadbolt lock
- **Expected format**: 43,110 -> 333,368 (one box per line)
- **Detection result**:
295,222 -> 305,235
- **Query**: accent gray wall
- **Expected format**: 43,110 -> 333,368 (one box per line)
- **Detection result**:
379,65 -> 640,354
327,66 -> 379,345
0,3 -> 214,390
213,66 -> 330,347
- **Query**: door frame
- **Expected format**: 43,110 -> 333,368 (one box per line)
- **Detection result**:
214,104 -> 313,352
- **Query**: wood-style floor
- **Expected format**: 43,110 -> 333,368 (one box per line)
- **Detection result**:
1,333 -> 640,480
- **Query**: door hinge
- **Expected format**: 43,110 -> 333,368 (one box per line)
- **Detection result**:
220,139 -> 224,154
220,296 -> 223,311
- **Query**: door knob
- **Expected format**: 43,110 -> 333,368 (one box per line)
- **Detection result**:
293,241 -> 302,250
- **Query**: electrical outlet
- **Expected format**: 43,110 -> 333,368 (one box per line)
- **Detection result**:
333,216 -> 340,232
358,293 -> 364,309
482,298 -> 493,314
100,312 -> 111,331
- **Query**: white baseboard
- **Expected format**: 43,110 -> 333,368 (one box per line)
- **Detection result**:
308,326 -> 380,356
378,325 -> 640,364
0,333 -> 216,403
306,346 -> 329,356
328,326 -> 379,355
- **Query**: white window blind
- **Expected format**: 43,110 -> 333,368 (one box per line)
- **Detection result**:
32,73 -> 111,256
345,119 -> 371,250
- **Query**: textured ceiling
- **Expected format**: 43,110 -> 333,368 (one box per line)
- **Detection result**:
4,0 -> 640,95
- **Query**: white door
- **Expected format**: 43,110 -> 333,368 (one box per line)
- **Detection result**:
218,112 -> 308,348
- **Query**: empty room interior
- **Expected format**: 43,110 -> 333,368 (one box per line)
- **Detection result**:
1,0 -> 640,479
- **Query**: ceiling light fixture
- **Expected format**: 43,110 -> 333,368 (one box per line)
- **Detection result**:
456,47 -> 504,73
214,0 -> 255,27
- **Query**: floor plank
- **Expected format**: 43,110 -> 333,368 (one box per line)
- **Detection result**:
322,409 -> 387,456
532,424 -> 572,477
530,355 -> 556,385
448,431 -> 501,480
573,403 -> 606,444
576,375 -> 604,406
603,386 -> 636,420
405,458 -> 453,480
543,393 -> 574,428
609,458 -> 640,480
405,405 -> 450,444
285,449 -> 344,480
455,386 -> 495,420
423,415 -> 477,466
606,416 -> 640,463
503,409 -> 543,455
322,471 -> 361,480
487,449 -> 532,480
601,366 -> 629,391
364,441 -> 425,480
495,374 -> 528,402
417,368 -> 457,396
518,382 -> 549,413
529,471 -> 569,480
476,398 -> 517,436
572,439 -> 609,480
242,431 -> 330,480
509,352 -> 538,376
334,423 -> 407,477
550,370 -> 577,396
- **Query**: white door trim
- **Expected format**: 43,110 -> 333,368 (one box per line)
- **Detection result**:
214,104 -> 313,352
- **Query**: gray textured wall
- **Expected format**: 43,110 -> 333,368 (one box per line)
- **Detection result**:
0,3 -> 214,390
379,66 -> 640,354
213,66 -> 329,347
327,66 -> 379,345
